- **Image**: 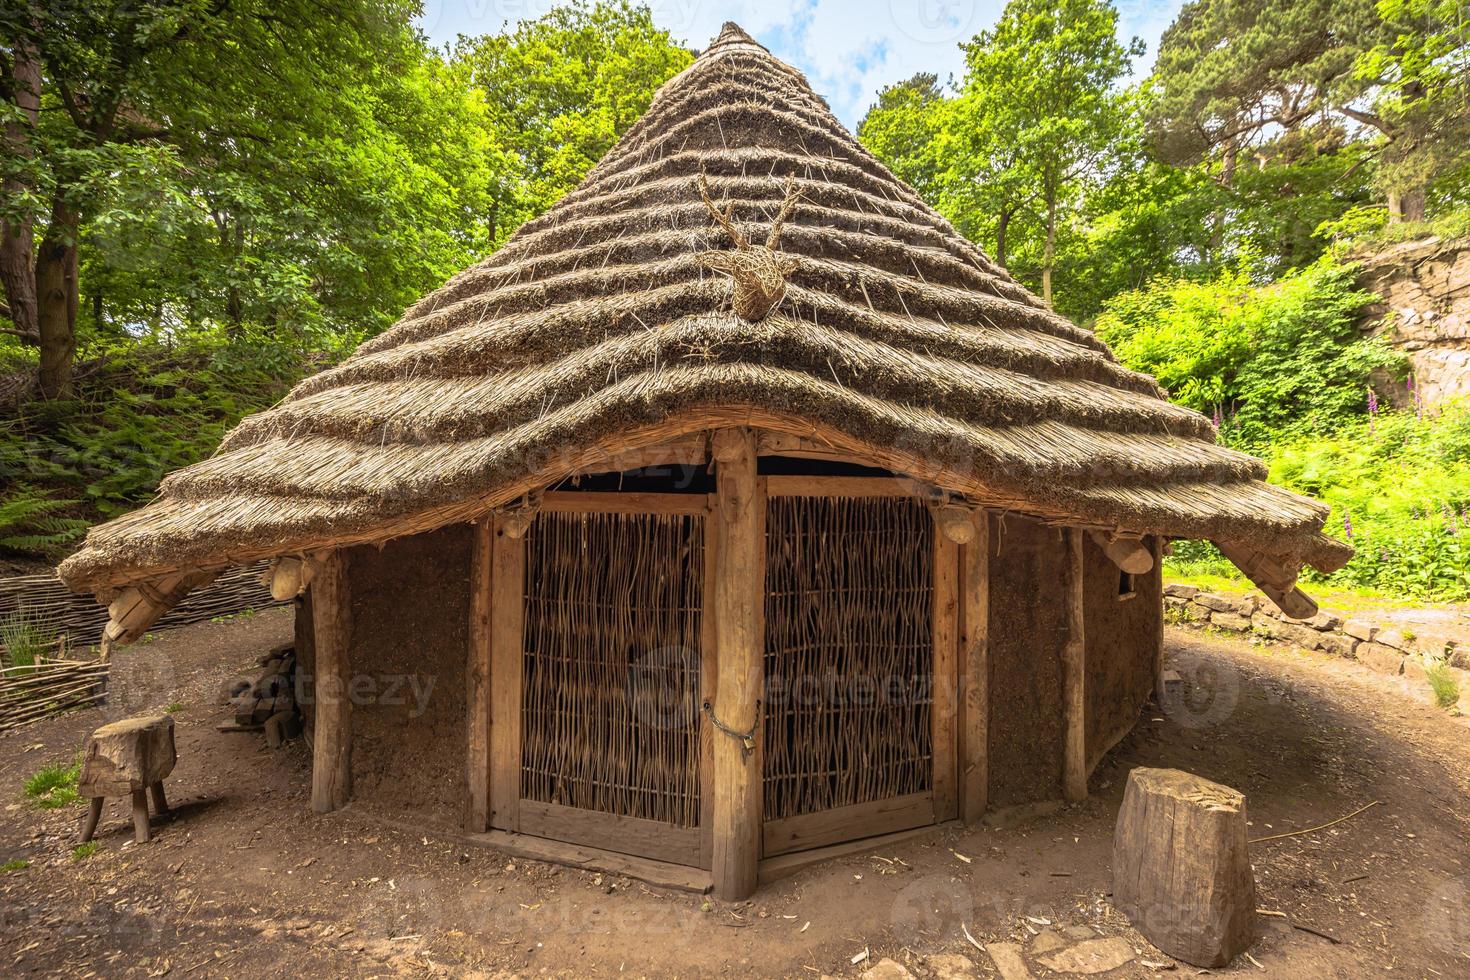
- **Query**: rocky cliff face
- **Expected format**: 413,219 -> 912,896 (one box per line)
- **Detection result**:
1357,236 -> 1470,407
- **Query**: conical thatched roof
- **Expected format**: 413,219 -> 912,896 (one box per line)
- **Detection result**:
60,23 -> 1350,593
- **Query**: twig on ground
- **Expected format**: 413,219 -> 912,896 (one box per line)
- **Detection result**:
1249,801 -> 1381,843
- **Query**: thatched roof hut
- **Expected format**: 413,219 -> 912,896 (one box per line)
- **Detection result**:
59,24 -> 1348,899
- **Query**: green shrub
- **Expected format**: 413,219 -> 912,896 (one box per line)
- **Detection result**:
0,489 -> 88,554
23,758 -> 81,809
1096,255 -> 1405,452
1273,405 -> 1470,600
1161,404 -> 1470,603
0,335 -> 301,562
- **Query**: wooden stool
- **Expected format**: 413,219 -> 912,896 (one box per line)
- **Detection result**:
78,714 -> 177,844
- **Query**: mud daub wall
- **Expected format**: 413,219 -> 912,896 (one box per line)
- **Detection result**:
345,525 -> 472,826
987,515 -> 1066,806
985,518 -> 1157,807
1082,535 -> 1158,768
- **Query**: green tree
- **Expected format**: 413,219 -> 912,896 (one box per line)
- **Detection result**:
954,0 -> 1141,305
1148,0 -> 1468,223
452,1 -> 693,243
0,0 -> 474,396
858,74 -> 946,204
1356,0 -> 1470,217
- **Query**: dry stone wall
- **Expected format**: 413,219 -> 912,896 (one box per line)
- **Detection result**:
1164,584 -> 1464,686
1357,235 -> 1470,406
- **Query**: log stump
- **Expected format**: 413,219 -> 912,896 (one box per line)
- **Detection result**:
1112,767 -> 1256,967
78,714 -> 177,844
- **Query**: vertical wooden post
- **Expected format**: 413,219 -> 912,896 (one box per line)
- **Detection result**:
699,494 -> 719,870
1062,528 -> 1087,804
465,519 -> 493,833
959,510 -> 990,824
930,525 -> 959,822
1152,535 -> 1167,705
311,550 -> 352,814
710,427 -> 764,901
488,512 -> 526,831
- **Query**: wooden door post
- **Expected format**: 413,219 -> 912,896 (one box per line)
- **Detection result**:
311,550 -> 352,813
1062,528 -> 1087,803
488,511 -> 526,831
466,519 -> 493,832
930,527 -> 959,822
710,427 -> 764,901
959,510 -> 990,824
1152,535 -> 1167,704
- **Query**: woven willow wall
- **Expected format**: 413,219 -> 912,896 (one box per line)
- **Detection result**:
763,496 -> 934,820
520,511 -> 705,827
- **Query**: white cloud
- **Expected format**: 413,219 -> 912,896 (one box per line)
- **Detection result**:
418,0 -> 1185,130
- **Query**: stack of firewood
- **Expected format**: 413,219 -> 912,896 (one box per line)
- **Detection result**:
223,643 -> 303,747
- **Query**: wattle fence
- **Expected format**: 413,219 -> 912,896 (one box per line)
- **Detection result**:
0,561 -> 284,732
0,561 -> 283,652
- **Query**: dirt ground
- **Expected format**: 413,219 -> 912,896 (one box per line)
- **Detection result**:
2,609 -> 1470,978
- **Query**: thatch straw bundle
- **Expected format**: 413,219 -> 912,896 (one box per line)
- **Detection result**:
59,23 -> 1349,592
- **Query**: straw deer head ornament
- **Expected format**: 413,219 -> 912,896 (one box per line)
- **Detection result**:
697,174 -> 803,322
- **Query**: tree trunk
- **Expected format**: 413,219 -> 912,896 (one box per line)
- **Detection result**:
0,38 -> 42,344
223,217 -> 244,332
35,199 -> 80,400
1206,139 -> 1237,260
995,208 -> 1010,267
1388,187 -> 1427,224
1042,191 -> 1056,308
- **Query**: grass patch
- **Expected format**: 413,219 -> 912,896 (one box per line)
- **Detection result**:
166,702 -> 184,713
23,758 -> 81,809
0,612 -> 55,669
71,842 -> 99,861
1164,569 -> 1420,613
210,607 -> 257,624
1425,660 -> 1461,709
1,858 -> 28,872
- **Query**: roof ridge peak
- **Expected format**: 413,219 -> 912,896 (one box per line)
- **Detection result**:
707,21 -> 767,56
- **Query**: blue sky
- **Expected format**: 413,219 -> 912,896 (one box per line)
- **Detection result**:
417,1 -> 1188,128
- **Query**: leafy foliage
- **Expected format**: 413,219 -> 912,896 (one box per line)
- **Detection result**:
1424,657 -> 1461,708
1270,406 -> 1470,599
0,489 -> 87,554
1096,256 -> 1403,449
0,335 -> 300,560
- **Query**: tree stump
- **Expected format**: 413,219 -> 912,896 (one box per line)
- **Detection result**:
1112,767 -> 1256,967
78,714 -> 177,844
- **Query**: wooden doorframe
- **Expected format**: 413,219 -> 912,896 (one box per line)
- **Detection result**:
467,493 -> 715,863
757,482 -> 959,860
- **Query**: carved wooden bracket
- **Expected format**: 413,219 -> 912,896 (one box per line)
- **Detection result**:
494,493 -> 543,539
264,556 -> 316,601
1087,531 -> 1155,575
1214,540 -> 1318,619
928,496 -> 980,544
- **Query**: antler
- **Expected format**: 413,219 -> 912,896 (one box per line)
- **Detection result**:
765,177 -> 804,250
698,173 -> 749,249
